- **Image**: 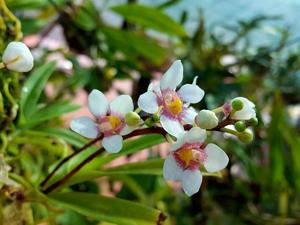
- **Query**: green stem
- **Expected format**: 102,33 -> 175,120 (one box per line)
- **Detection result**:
0,0 -> 22,40
212,106 -> 223,113
220,127 -> 239,136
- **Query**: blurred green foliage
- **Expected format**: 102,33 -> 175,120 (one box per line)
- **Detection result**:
0,0 -> 300,225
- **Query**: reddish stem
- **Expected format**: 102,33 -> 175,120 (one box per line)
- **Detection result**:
41,118 -> 235,194
42,127 -> 166,193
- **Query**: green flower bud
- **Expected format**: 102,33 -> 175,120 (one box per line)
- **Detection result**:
249,117 -> 258,126
144,118 -> 153,127
238,130 -> 253,144
195,110 -> 219,129
152,114 -> 160,123
125,112 -> 141,126
234,121 -> 246,132
232,99 -> 244,111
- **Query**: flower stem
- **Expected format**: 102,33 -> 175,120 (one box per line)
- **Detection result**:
40,135 -> 103,187
41,127 -> 167,193
0,0 -> 22,40
220,127 -> 239,136
41,118 -> 235,194
212,106 -> 223,113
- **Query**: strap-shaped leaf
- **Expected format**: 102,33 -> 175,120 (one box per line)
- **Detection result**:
20,61 -> 56,122
43,133 -> 165,188
50,192 -> 167,225
26,101 -> 80,127
111,4 -> 187,37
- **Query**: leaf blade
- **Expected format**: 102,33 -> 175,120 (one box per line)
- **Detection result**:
50,192 -> 167,225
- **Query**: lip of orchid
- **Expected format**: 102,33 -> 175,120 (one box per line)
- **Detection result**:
173,142 -> 207,170
156,88 -> 187,120
96,112 -> 126,137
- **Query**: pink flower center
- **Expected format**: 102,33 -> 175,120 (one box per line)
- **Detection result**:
98,115 -> 124,136
159,89 -> 183,118
173,143 -> 207,170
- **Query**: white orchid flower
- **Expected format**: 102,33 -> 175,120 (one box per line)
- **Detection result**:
230,97 -> 256,120
163,127 -> 229,196
2,42 -> 34,72
138,60 -> 204,138
70,89 -> 136,153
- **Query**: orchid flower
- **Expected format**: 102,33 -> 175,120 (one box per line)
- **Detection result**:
138,60 -> 204,138
70,89 -> 136,153
2,42 -> 33,72
163,127 -> 229,196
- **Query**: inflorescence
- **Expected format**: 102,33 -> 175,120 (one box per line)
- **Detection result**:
1,42 -> 257,196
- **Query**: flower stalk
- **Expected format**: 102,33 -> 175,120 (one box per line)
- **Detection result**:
41,117 -> 236,193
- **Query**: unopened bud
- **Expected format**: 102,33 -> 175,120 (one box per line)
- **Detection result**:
234,121 -> 246,132
231,99 -> 244,111
249,117 -> 258,126
238,129 -> 253,144
2,42 -> 34,72
195,110 -> 218,129
125,111 -> 141,126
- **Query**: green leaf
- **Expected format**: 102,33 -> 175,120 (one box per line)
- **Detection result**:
111,4 -> 187,37
44,134 -> 165,188
66,158 -> 164,185
50,192 -> 167,225
39,128 -> 88,147
27,101 -> 80,127
72,1 -> 98,31
19,61 -> 56,122
101,28 -> 167,65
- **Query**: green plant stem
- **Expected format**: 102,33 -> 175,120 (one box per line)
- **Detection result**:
212,106 -> 223,113
220,127 -> 239,136
0,0 -> 22,40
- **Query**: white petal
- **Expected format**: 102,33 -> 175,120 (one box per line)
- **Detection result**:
178,84 -> 204,104
120,125 -> 136,135
163,155 -> 183,181
137,91 -> 159,114
3,42 -> 33,72
192,76 -> 198,85
181,170 -> 202,196
170,137 -> 185,151
160,115 -> 184,138
148,82 -> 161,93
70,116 -> 98,139
110,95 -> 134,116
184,127 -> 207,143
182,108 -> 197,125
203,143 -> 229,173
88,89 -> 109,117
160,60 -> 183,90
102,135 -> 123,153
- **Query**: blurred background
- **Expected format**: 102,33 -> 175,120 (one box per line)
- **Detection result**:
1,0 -> 300,224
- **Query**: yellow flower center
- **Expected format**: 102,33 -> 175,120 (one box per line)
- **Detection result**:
100,115 -> 122,132
178,148 -> 193,168
164,93 -> 183,116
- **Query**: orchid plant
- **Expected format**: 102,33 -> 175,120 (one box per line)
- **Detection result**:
0,41 -> 257,196
0,39 -> 258,224
35,59 -> 257,196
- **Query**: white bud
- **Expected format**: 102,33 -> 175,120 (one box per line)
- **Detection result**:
230,97 -> 256,120
195,110 -> 218,129
125,111 -> 141,126
2,42 -> 34,72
